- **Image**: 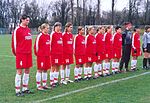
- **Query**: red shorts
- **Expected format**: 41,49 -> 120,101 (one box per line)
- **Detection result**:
113,49 -> 122,59
105,51 -> 113,59
132,48 -> 142,57
37,56 -> 51,70
63,54 -> 74,65
86,54 -> 96,63
97,53 -> 105,61
75,55 -> 85,65
16,53 -> 32,69
51,54 -> 63,66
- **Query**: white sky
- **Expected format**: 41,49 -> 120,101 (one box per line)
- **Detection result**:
36,0 -> 129,11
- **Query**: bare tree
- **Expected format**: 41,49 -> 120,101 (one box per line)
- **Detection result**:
95,0 -> 101,25
70,0 -> 74,24
112,0 -> 115,25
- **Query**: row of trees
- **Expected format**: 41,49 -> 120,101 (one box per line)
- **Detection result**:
0,0 -> 150,29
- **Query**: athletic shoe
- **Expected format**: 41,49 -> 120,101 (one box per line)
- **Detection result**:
78,78 -> 83,81
74,79 -> 79,83
43,85 -> 51,89
37,86 -> 44,91
66,79 -> 74,83
93,76 -> 98,79
60,80 -> 67,85
22,89 -> 34,94
16,92 -> 24,97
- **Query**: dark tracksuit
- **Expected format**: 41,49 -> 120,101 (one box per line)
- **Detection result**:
119,29 -> 132,70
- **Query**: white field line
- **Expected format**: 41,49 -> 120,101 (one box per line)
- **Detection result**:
33,71 -> 150,103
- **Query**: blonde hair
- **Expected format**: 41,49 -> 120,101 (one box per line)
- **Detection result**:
38,23 -> 49,32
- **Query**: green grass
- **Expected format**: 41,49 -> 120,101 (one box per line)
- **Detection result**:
0,35 -> 150,103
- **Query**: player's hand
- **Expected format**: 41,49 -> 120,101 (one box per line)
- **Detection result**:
144,48 -> 147,52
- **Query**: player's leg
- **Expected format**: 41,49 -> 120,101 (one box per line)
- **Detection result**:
112,58 -> 116,74
60,65 -> 67,84
15,69 -> 24,96
65,64 -> 74,83
97,60 -> 103,77
93,62 -> 99,79
36,69 -> 44,90
22,54 -> 33,94
78,64 -> 83,80
84,63 -> 89,80
88,62 -> 93,79
131,56 -> 137,71
50,65 -> 55,88
74,64 -> 79,82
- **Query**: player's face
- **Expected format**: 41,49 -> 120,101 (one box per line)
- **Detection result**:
108,27 -> 112,33
136,28 -> 141,33
147,28 -> 150,32
68,26 -> 73,33
99,27 -> 105,34
117,28 -> 122,33
81,28 -> 84,35
43,26 -> 49,34
56,26 -> 61,32
127,24 -> 132,29
90,28 -> 95,34
22,18 -> 30,26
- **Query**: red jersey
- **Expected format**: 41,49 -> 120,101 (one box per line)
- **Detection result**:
95,33 -> 105,53
50,31 -> 63,55
34,33 -> 50,56
85,34 -> 96,55
62,32 -> 73,54
113,33 -> 122,49
104,32 -> 113,51
74,34 -> 86,55
12,25 -> 32,55
132,33 -> 141,49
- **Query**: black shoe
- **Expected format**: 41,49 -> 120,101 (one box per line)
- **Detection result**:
84,77 -> 89,81
16,92 -> 24,97
93,76 -> 98,79
78,78 -> 83,81
88,77 -> 92,80
22,90 -> 34,94
74,79 -> 79,83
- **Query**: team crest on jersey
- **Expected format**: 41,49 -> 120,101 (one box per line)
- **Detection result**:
67,41 -> 73,44
57,40 -> 63,44
93,40 -> 96,44
25,35 -> 32,40
82,41 -> 85,44
46,40 -> 50,45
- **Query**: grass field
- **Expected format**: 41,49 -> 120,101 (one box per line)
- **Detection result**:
0,35 -> 150,103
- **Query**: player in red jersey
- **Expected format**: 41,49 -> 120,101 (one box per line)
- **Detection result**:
50,22 -> 63,87
34,23 -> 51,90
112,26 -> 122,74
94,26 -> 105,78
60,22 -> 74,84
84,26 -> 96,80
11,15 -> 33,96
103,26 -> 113,76
131,26 -> 142,71
74,26 -> 86,82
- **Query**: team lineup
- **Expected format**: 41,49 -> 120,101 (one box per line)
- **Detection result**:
11,14 -> 150,97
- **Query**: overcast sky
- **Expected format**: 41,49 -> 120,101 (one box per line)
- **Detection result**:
35,0 -> 129,11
